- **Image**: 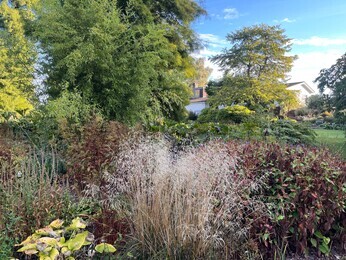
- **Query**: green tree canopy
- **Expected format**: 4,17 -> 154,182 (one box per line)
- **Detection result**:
116,0 -> 206,50
34,0 -> 201,123
315,53 -> 346,122
211,24 -> 296,79
190,57 -> 213,87
0,0 -> 38,120
208,76 -> 299,111
209,24 -> 299,111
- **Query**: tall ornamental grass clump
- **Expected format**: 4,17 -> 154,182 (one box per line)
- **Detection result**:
107,138 -> 265,259
0,144 -> 72,258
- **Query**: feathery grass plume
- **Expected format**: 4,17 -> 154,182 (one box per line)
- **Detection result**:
109,137 -> 264,258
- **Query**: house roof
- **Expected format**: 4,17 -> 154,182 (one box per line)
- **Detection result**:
287,81 -> 315,94
190,97 -> 208,103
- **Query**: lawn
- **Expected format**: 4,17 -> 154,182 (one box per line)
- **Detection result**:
314,129 -> 346,159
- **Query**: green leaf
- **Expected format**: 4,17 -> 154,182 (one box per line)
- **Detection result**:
314,231 -> 324,239
95,243 -> 117,253
323,236 -> 330,245
17,243 -> 37,252
310,238 -> 317,247
276,215 -> 285,221
67,217 -> 86,231
262,233 -> 270,241
319,243 -> 330,255
49,248 -> 59,259
66,231 -> 89,251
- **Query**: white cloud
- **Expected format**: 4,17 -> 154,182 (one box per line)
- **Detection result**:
199,33 -> 228,48
193,48 -> 220,58
288,49 -> 344,91
273,18 -> 296,23
205,59 -> 224,80
282,18 -> 296,23
293,36 -> 346,46
223,8 -> 239,20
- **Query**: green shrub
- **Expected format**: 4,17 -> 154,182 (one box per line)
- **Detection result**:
224,105 -> 255,123
295,107 -> 313,117
198,105 -> 254,124
269,119 -> 316,144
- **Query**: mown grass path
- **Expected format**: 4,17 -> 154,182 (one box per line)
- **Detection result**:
313,129 -> 346,159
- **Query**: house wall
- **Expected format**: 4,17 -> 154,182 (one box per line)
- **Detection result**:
186,101 -> 208,114
287,84 -> 313,105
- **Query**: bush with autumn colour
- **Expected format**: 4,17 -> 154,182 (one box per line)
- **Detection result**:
233,141 -> 346,257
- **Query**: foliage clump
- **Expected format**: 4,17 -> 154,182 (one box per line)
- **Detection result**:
236,141 -> 346,257
16,217 -> 116,259
198,105 -> 254,124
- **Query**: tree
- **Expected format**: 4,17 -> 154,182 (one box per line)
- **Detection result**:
190,58 -> 213,87
208,76 -> 299,111
0,0 -> 37,120
211,24 -> 296,79
306,94 -> 333,114
209,24 -> 299,111
116,0 -> 206,50
315,53 -> 346,122
35,0 -> 196,123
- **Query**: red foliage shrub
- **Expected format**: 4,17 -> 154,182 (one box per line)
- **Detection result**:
90,209 -> 131,245
228,141 -> 346,257
66,117 -> 129,191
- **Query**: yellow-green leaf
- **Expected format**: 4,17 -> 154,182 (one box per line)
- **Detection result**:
35,227 -> 54,236
67,217 -> 86,231
61,246 -> 71,256
49,219 -> 64,229
57,237 -> 66,247
17,243 -> 37,252
66,231 -> 88,251
95,243 -> 116,253
38,237 -> 58,247
16,234 -> 40,246
49,248 -> 59,260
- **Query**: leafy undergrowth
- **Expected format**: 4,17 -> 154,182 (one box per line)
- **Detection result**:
1,121 -> 345,259
236,141 -> 346,258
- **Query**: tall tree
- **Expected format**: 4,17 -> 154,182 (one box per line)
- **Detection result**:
116,0 -> 206,50
211,24 -> 296,79
315,53 -> 346,122
209,24 -> 299,110
35,0 -> 195,123
0,0 -> 38,120
190,58 -> 213,87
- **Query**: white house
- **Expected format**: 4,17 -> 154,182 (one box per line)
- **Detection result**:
286,81 -> 315,105
186,81 -> 315,114
186,83 -> 209,114
186,97 -> 209,114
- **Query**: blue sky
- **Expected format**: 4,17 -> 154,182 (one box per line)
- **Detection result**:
192,0 -> 346,90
